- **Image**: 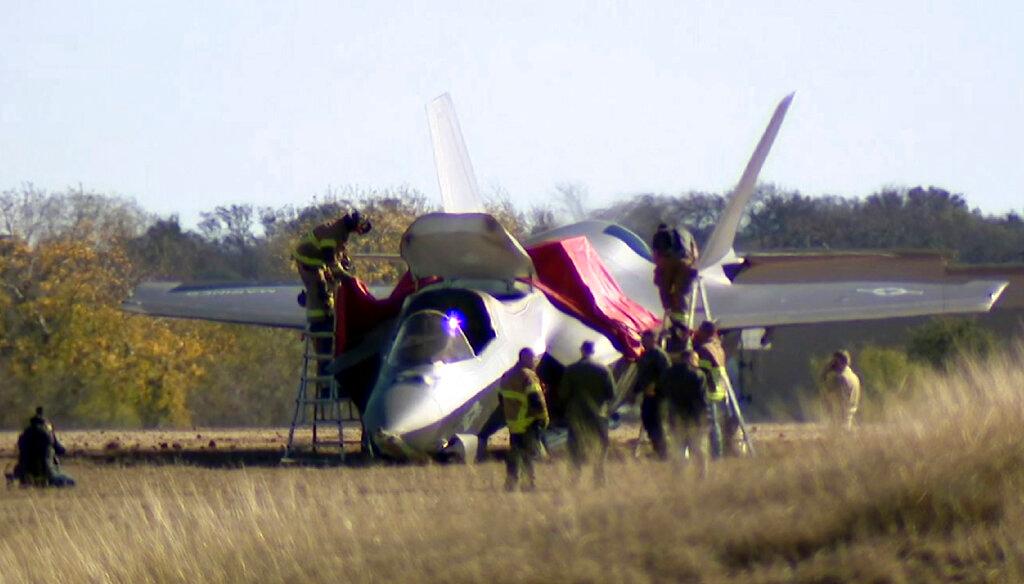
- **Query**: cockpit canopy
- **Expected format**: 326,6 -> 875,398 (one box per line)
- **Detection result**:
385,289 -> 496,370
387,310 -> 476,368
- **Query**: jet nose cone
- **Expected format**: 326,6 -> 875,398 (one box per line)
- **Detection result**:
364,382 -> 443,457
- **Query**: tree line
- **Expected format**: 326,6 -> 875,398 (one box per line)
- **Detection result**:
1,183 -> 1020,429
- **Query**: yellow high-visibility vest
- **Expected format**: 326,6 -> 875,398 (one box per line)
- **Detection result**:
293,231 -> 339,268
499,382 -> 545,434
699,359 -> 728,402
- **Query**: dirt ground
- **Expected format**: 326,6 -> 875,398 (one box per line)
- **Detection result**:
0,421 -> 828,469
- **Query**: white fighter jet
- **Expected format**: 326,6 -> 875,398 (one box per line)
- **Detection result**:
123,94 -> 1008,461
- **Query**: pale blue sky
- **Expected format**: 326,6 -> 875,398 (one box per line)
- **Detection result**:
2,1 -> 1021,225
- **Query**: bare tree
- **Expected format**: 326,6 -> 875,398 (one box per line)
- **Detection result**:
554,182 -> 589,222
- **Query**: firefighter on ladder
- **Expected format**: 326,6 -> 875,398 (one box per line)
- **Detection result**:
292,211 -> 372,395
651,223 -> 699,327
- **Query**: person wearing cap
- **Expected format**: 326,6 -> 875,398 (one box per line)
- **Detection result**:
559,340 -> 616,486
822,350 -> 861,430
651,223 -> 699,325
11,407 -> 75,487
631,331 -> 671,459
498,348 -> 550,492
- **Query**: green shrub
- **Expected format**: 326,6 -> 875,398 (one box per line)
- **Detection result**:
906,317 -> 996,369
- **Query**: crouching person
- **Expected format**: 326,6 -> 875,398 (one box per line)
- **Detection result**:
11,407 -> 75,488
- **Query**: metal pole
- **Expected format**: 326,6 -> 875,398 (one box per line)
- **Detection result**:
698,278 -> 756,456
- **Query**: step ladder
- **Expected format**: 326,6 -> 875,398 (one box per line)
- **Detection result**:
691,277 -> 756,456
281,324 -> 362,463
635,274 -> 756,456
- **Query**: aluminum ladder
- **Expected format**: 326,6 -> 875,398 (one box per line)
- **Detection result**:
281,325 -> 361,463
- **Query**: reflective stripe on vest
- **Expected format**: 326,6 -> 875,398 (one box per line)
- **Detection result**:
500,386 -> 540,434
305,307 -> 329,321
293,231 -> 338,267
699,359 -> 728,402
294,252 -> 326,268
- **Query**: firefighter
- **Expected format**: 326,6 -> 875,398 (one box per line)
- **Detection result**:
822,350 -> 862,430
498,348 -> 550,492
11,408 -> 75,488
292,211 -> 372,395
631,331 -> 671,459
292,211 -> 373,325
651,223 -> 699,325
693,320 -> 733,458
560,341 -> 616,486
659,350 -> 710,477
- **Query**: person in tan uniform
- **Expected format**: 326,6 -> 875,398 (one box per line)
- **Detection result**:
693,321 -> 732,458
822,350 -> 861,430
651,224 -> 699,325
498,348 -> 550,492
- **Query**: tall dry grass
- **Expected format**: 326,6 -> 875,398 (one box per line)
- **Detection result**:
2,346 -> 1023,583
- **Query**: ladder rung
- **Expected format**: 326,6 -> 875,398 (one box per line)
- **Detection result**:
285,316 -> 363,463
302,375 -> 336,384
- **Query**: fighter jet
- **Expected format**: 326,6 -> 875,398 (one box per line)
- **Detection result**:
122,93 -> 1008,461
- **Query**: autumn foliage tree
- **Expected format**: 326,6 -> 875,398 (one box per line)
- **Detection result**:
0,191 -> 207,428
2,182 -> 1021,430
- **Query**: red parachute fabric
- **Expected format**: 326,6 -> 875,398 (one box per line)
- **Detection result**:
332,272 -> 432,354
527,236 -> 659,359
333,236 -> 657,359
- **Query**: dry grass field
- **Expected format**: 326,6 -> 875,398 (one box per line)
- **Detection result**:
2,349 -> 1023,583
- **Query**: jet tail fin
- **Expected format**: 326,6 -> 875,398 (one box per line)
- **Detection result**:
698,93 -> 794,269
427,93 -> 486,214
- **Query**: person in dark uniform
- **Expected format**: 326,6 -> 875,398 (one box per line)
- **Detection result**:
631,331 -> 671,459
559,341 -> 616,486
659,350 -> 711,477
11,407 -> 75,488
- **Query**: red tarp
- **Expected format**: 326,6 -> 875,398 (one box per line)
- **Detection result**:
527,236 -> 659,359
334,236 -> 658,359
333,273 -> 422,354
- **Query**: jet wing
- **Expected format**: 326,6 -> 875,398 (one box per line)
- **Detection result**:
122,282 -> 306,328
706,280 -> 1008,330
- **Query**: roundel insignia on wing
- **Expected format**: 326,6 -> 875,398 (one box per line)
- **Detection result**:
855,287 -> 925,297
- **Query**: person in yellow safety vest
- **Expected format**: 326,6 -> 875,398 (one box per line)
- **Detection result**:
651,223 -> 699,326
293,211 -> 373,324
559,340 -> 616,486
498,348 -> 550,492
821,350 -> 861,430
293,211 -> 372,398
693,320 -> 732,458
